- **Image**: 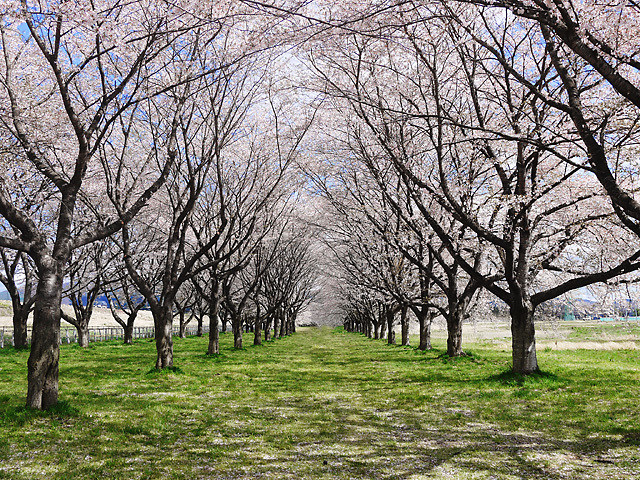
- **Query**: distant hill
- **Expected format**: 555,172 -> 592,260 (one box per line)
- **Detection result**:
0,289 -> 10,301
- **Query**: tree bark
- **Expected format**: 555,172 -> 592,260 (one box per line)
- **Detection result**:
124,323 -> 134,345
221,310 -> 228,333
207,280 -> 222,355
447,303 -> 465,357
510,301 -> 538,374
273,308 -> 281,339
386,307 -> 395,345
178,311 -> 187,338
417,309 -> 432,351
197,315 -> 203,337
26,267 -> 63,410
264,314 -> 272,341
232,313 -> 243,349
12,306 -> 29,349
77,324 -> 89,348
254,302 -> 262,346
153,305 -> 174,369
400,305 -> 409,346
278,311 -> 285,338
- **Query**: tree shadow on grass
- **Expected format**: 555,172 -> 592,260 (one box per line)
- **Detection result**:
487,369 -> 559,385
0,398 -> 79,428
41,397 -> 639,480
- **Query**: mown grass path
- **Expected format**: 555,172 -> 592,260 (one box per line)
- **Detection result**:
0,327 -> 639,479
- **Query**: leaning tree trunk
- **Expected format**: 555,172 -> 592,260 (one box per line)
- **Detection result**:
510,300 -> 538,374
27,266 -> 63,410
400,305 -> 409,346
153,304 -> 174,369
12,306 -> 29,349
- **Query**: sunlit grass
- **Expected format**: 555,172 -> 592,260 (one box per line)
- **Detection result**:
0,327 -> 639,479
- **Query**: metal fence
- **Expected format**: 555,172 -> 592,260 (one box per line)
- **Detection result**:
0,324 -> 210,349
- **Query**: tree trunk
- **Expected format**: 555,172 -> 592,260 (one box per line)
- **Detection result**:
207,282 -> 221,355
233,313 -> 243,349
278,312 -> 286,338
447,304 -> 465,357
265,315 -> 272,342
124,323 -> 134,345
400,305 -> 409,346
418,309 -> 432,351
154,305 -> 173,369
77,324 -> 89,348
197,315 -> 203,337
283,311 -> 290,336
179,311 -> 187,338
27,267 -> 63,410
273,309 -> 281,339
254,302 -> 262,346
12,307 -> 29,349
511,302 -> 538,374
386,308 -> 395,345
221,310 -> 228,333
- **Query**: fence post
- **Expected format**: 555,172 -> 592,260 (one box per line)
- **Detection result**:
1,328 -> 4,349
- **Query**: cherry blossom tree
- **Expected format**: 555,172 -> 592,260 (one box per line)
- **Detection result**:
304,3 -> 640,373
446,0 -> 640,236
0,0 -> 241,409
61,241 -> 109,347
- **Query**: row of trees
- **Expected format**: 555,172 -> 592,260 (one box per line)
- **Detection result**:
2,0 -> 639,409
293,0 -> 640,373
0,0 -> 320,409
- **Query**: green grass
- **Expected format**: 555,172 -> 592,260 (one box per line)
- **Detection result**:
568,322 -> 640,340
0,328 -> 639,479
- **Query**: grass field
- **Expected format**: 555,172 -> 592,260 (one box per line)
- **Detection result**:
0,326 -> 639,479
